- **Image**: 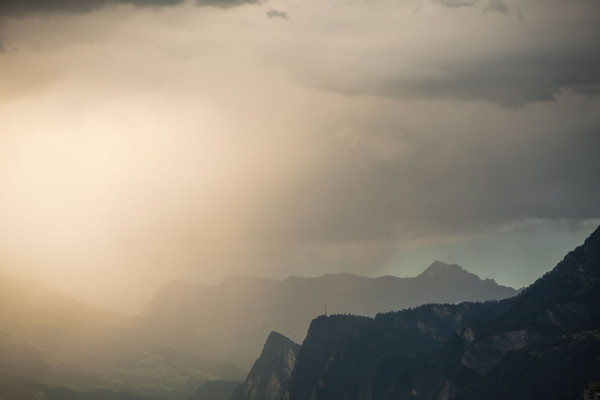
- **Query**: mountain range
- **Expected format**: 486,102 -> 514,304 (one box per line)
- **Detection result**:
0,262 -> 518,399
234,225 -> 600,400
143,262 -> 519,368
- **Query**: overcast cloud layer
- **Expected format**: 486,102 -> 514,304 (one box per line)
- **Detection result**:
0,0 -> 598,312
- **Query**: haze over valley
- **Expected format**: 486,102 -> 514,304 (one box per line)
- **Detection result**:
2,231 -> 599,399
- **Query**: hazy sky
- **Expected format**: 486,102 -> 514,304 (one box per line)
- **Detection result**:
1,0 -> 599,313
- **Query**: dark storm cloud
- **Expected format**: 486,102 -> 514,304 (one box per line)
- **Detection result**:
306,35 -> 600,109
260,0 -> 599,109
194,0 -> 260,7
266,9 -> 288,20
0,0 -> 260,50
435,0 -> 509,13
378,53 -> 600,108
0,0 -> 183,17
0,0 -> 257,17
433,0 -> 477,8
0,21 -> 5,53
484,0 -> 508,14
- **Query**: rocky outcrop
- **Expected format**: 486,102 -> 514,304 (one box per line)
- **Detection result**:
460,329 -> 542,375
231,332 -> 300,400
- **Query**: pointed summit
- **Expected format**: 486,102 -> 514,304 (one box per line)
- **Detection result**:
263,331 -> 299,352
413,261 -> 518,304
420,261 -> 468,277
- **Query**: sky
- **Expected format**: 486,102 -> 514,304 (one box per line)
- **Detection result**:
0,0 -> 599,313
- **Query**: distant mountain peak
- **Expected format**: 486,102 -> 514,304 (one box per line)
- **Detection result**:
420,261 -> 469,277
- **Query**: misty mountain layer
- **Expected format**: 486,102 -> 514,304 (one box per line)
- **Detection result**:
143,263 -> 518,368
0,275 -> 245,399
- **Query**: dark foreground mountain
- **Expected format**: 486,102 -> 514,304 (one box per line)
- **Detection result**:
453,323 -> 600,400
143,263 -> 518,368
0,275 -> 245,400
237,225 -> 600,400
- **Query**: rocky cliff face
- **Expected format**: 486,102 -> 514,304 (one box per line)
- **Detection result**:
231,332 -> 300,400
460,329 -> 541,375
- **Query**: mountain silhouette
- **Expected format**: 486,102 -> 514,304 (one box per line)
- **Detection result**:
143,263 -> 518,368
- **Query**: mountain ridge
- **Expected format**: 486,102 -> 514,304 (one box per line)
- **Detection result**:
152,261 -> 511,291
143,263 -> 519,368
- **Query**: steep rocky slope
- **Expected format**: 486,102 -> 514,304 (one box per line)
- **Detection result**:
231,332 -> 300,400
